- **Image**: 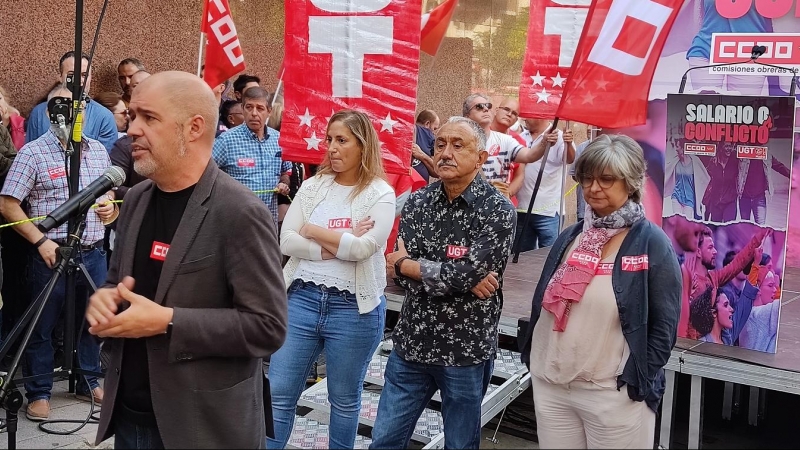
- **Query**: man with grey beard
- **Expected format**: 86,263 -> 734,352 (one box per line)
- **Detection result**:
0,84 -> 115,421
86,71 -> 286,449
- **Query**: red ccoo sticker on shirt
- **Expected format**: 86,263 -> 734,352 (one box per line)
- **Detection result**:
150,241 -> 170,261
446,245 -> 469,259
48,167 -> 67,180
621,255 -> 649,272
328,218 -> 352,229
596,263 -> 614,276
237,158 -> 256,167
567,251 -> 600,271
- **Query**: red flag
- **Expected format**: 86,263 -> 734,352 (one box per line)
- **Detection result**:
555,0 -> 683,129
201,0 -> 246,89
421,0 -> 459,56
519,0 -> 590,120
279,0 -> 422,175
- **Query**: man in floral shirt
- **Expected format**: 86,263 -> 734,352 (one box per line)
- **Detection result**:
371,117 -> 516,450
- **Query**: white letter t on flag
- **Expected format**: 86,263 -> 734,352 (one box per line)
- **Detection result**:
309,16 -> 394,98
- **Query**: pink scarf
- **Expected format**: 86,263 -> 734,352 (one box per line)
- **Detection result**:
542,200 -> 645,331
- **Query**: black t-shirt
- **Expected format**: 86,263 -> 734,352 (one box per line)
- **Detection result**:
118,185 -> 195,415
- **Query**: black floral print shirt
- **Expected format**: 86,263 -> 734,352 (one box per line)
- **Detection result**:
393,174 -> 517,366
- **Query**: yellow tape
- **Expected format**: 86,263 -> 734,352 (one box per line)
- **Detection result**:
71,109 -> 83,142
253,189 -> 293,202
516,183 -> 579,214
0,187 -> 294,231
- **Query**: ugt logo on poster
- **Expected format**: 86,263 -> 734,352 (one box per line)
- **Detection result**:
279,0 -> 422,175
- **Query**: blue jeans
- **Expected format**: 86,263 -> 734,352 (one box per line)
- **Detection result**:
739,194 -> 767,225
24,247 -> 106,401
369,352 -> 494,450
114,417 -> 164,449
515,212 -> 560,252
267,281 -> 386,449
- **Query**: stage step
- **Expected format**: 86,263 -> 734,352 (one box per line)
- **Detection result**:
297,379 -> 445,443
287,343 -> 531,449
287,417 -> 372,449
365,347 -> 528,386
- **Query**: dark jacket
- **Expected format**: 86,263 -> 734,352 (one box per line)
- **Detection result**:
0,123 -> 17,181
109,135 -> 148,200
96,161 -> 288,448
520,218 -> 681,412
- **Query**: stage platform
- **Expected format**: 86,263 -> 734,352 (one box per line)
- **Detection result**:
384,249 -> 800,449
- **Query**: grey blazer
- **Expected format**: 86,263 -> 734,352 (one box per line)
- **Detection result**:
95,160 -> 288,449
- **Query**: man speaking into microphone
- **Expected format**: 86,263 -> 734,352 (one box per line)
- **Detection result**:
85,71 -> 288,449
0,84 -> 116,421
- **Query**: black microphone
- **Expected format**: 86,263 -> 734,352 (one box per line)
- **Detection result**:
679,45 -> 796,95
37,166 -> 126,233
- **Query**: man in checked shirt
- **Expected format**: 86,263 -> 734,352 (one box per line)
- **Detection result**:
371,117 -> 516,450
0,85 -> 116,421
212,87 -> 290,227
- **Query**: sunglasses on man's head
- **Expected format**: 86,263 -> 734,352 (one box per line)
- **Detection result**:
471,102 -> 492,112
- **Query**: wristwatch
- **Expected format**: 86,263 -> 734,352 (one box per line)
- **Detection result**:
165,322 -> 174,338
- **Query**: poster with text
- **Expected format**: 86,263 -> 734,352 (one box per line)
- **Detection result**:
591,0 -> 800,269
663,93 -> 794,353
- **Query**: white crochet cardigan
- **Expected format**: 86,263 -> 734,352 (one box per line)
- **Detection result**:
282,174 -> 394,313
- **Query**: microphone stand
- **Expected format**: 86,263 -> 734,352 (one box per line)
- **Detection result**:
0,213 -> 103,449
679,46 -> 797,96
0,0 -> 109,446
512,118 -> 560,263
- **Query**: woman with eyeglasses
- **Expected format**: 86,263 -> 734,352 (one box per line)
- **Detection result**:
93,92 -> 128,138
519,134 -> 681,448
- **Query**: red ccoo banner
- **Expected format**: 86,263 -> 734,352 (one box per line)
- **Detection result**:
555,0 -> 683,129
279,0 -> 422,175
201,0 -> 246,89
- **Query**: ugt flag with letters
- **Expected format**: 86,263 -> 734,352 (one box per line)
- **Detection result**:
556,0 -> 683,129
201,0 -> 246,89
280,0 -> 422,175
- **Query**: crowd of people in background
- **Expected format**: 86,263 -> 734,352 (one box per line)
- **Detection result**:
0,51 -> 689,450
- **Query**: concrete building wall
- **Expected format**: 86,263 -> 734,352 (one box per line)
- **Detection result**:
0,1 -> 489,120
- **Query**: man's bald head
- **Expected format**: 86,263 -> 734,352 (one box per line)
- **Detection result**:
134,71 -> 218,143
130,70 -> 152,92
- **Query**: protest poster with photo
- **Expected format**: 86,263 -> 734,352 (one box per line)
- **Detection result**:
663,93 -> 795,353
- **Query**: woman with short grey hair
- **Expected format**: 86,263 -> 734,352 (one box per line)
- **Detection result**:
520,134 -> 681,448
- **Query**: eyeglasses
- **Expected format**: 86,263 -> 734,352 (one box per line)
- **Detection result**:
470,102 -> 492,112
497,106 -> 519,118
578,174 -> 618,189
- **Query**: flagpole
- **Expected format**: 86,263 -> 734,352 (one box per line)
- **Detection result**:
512,117 -> 560,263
272,69 -> 285,108
559,121 -> 571,232
196,32 -> 205,77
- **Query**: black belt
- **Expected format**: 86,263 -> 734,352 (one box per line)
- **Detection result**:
52,239 -> 103,252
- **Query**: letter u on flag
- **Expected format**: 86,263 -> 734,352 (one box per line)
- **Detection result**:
279,0 -> 422,175
201,0 -> 246,89
554,0 -> 683,129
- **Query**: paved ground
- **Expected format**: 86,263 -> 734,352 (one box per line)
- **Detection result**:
0,380 -> 111,449
0,380 -> 537,449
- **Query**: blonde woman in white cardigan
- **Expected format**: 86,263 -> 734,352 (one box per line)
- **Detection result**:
268,110 -> 395,449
